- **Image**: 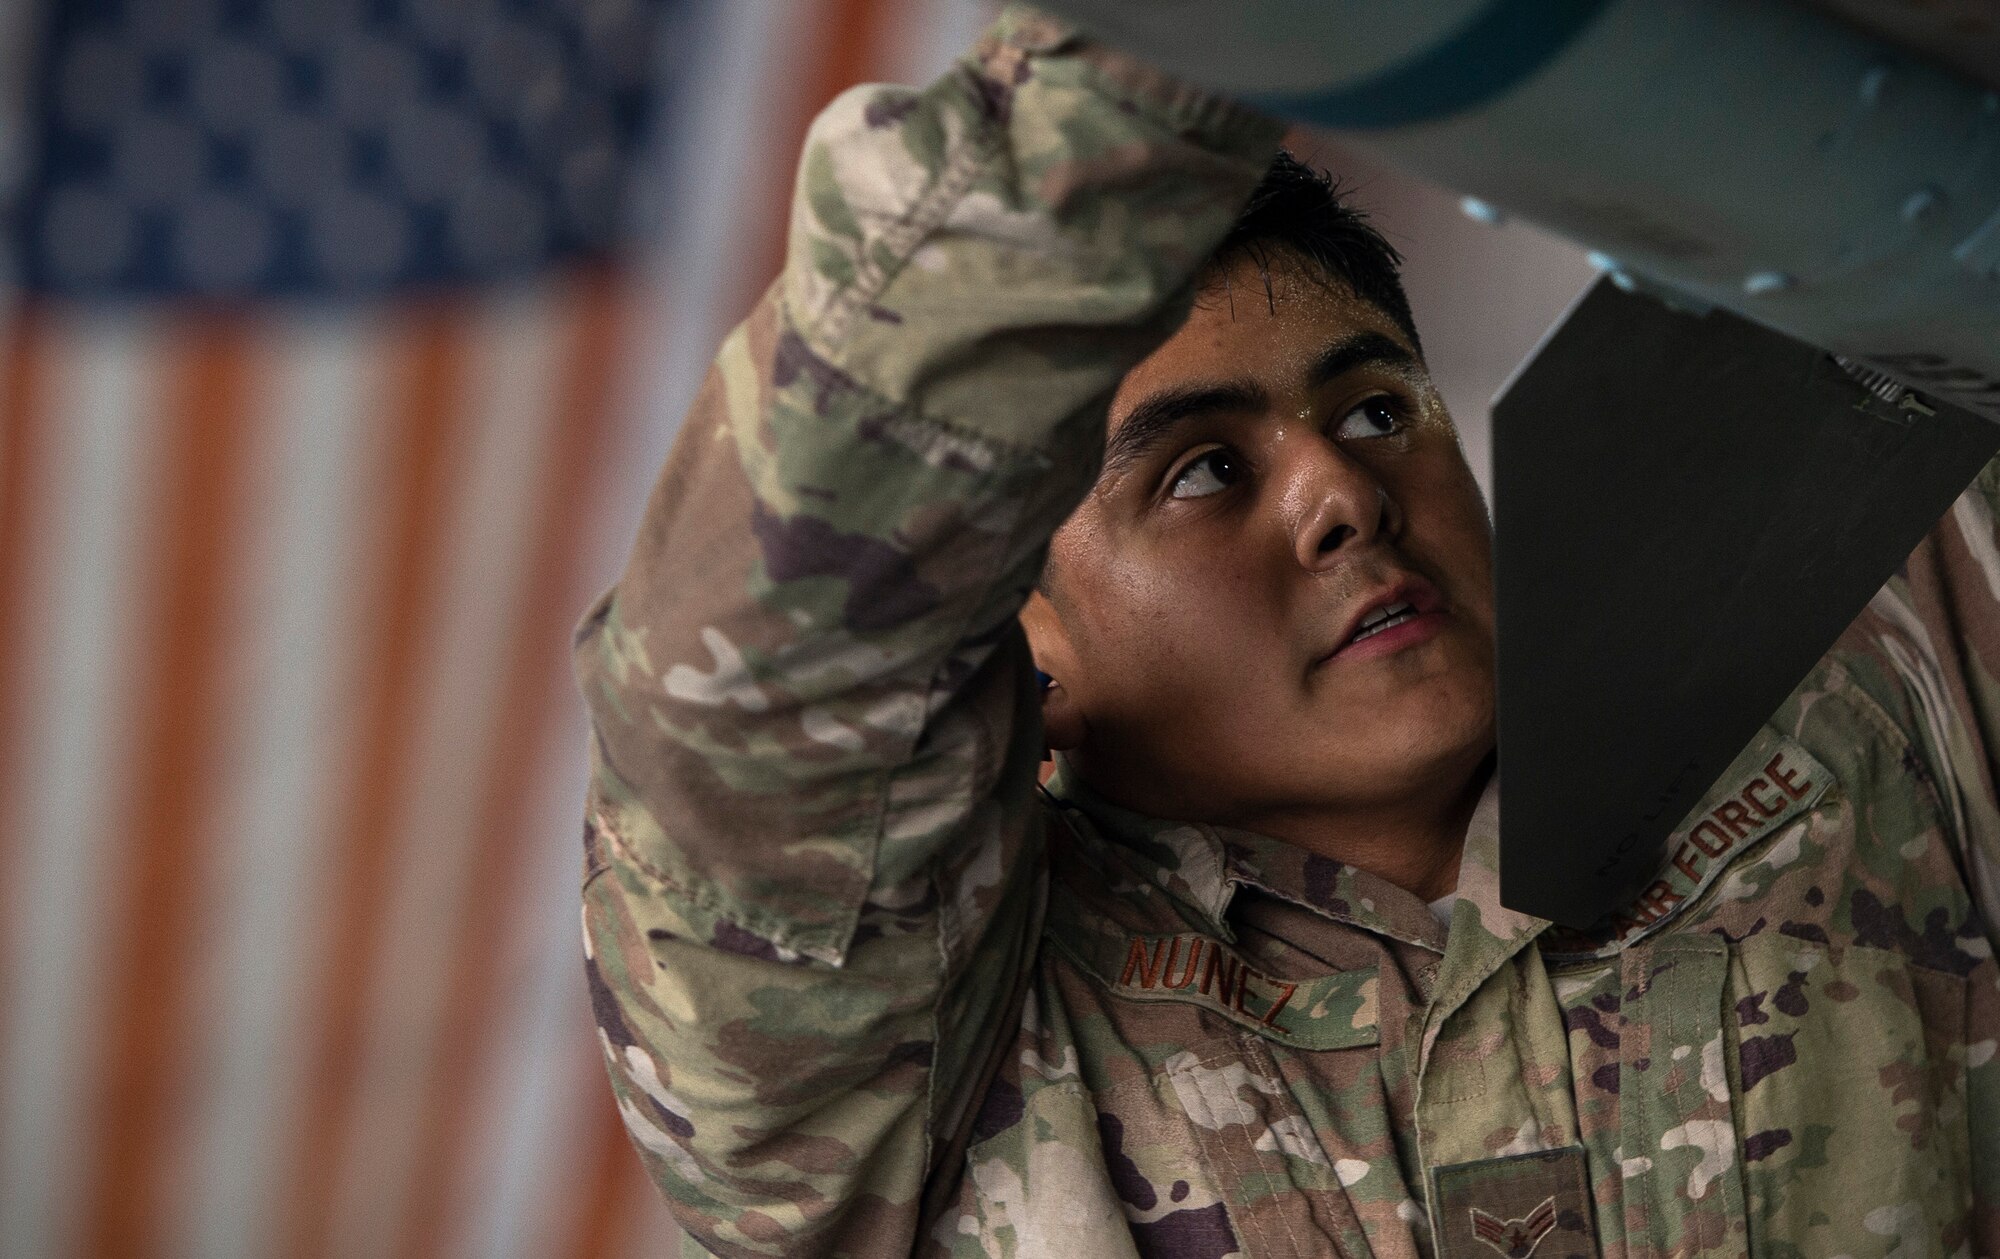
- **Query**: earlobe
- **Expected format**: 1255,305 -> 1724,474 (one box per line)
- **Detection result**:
1039,673 -> 1087,753
1021,590 -> 1085,752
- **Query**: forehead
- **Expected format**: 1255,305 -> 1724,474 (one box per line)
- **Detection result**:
1107,254 -> 1416,426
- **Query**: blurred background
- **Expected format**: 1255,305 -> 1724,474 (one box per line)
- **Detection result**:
0,1 -> 1591,1256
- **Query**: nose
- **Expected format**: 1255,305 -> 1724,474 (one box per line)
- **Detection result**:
1283,434 -> 1400,571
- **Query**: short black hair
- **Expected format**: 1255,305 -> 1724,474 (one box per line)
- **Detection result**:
1206,150 -> 1422,358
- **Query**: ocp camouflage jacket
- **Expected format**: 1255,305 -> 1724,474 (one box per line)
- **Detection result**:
576,9 -> 2000,1257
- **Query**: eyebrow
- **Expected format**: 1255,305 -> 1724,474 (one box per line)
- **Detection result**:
1100,380 -> 1263,480
1308,331 -> 1419,389
1099,331 -> 1421,481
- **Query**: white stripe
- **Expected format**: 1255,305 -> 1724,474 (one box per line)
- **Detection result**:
442,759 -> 600,1259
320,279 -> 567,1259
0,307 -> 166,1259
166,311 -> 392,1259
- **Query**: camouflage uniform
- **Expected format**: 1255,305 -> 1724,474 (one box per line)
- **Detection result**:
576,8 -> 2000,1256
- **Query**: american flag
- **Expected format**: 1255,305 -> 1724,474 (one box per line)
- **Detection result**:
0,2 -> 987,1257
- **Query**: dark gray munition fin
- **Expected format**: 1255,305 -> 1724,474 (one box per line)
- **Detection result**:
1493,279 -> 1999,928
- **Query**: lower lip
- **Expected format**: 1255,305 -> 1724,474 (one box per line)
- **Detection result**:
1326,609 -> 1448,664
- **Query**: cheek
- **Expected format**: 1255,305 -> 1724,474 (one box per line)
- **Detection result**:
1084,542 -> 1278,685
1402,459 -> 1494,607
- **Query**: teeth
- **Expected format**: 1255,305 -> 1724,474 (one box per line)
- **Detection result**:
1350,601 -> 1417,644
1357,600 -> 1412,630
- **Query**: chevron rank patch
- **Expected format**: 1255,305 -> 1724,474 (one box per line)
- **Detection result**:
1431,1147 -> 1597,1259
1471,1196 -> 1556,1258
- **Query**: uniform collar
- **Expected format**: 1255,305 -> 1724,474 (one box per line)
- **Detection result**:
1044,757 -> 1236,932
1218,829 -> 1449,952
1046,759 -> 1540,965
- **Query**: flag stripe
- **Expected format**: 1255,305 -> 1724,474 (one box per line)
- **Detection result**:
276,302 -> 476,1259
442,885 -> 607,1259
567,1093 -> 658,1259
0,308 -> 49,1228
392,265 -> 629,1259
83,312 -> 262,1259
317,279 -> 578,1259
0,308 -> 50,928
0,309 -> 165,1259
171,313 -> 395,1259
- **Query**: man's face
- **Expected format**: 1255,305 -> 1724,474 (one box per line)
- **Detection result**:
1024,252 -> 1496,830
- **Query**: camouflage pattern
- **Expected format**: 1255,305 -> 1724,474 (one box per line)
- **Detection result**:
575,7 -> 2000,1256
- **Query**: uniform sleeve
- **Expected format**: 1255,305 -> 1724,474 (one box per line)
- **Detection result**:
1837,455 -> 2000,935
574,9 -> 1282,1255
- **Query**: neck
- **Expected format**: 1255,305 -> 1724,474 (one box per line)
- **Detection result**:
1236,753 -> 1492,902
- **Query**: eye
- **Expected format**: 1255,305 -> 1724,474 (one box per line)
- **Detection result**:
1333,396 -> 1403,440
1167,448 -> 1242,499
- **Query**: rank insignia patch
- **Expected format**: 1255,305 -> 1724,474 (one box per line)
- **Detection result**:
1432,1147 -> 1597,1259
1471,1195 -> 1558,1258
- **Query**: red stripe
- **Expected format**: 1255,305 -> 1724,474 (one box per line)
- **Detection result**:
566,1092 -> 655,1259
735,0 -> 895,325
0,308 -> 49,877
391,264 -> 629,1259
0,308 -> 50,1055
82,310 -> 261,1259
276,300 -> 473,1259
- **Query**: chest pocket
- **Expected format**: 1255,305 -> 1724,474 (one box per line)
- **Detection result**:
1043,907 -> 1391,1255
955,1046 -> 1382,1259
1152,1035 -> 1383,1258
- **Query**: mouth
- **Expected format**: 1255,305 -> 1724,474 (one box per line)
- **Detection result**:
1317,577 -> 1447,666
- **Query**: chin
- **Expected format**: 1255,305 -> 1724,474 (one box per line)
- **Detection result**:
1325,678 -> 1494,796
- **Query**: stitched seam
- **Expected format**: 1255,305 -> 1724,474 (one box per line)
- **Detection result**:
1236,878 -> 1443,953
1826,937 -> 1985,982
597,800 -> 874,962
1505,964 -> 1549,1138
807,62 -> 1005,349
1188,1060 -> 1268,1255
1436,1045 -> 1490,1104
1236,1035 -> 1319,1257
779,300 -> 1050,467
1619,948 -> 1661,1259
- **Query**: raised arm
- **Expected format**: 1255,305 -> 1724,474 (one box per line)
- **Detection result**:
575,9 -> 1279,1254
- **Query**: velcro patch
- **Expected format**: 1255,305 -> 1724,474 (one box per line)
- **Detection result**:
1432,1147 -> 1597,1259
1542,728 -> 1832,958
1049,927 -> 1379,1051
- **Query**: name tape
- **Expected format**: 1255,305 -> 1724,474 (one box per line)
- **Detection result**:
1049,919 -> 1380,1051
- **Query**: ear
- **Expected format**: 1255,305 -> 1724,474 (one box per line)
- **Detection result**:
1020,590 -> 1087,753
